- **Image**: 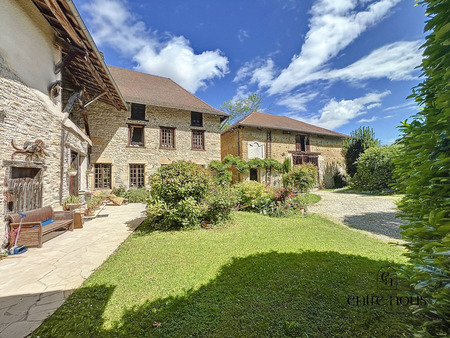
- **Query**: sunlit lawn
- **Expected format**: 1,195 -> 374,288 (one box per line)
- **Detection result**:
33,212 -> 420,337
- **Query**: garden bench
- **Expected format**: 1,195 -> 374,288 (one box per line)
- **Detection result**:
9,206 -> 74,248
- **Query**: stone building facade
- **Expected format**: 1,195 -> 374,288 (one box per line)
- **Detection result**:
0,0 -> 126,236
69,66 -> 227,190
221,111 -> 347,187
71,101 -> 223,189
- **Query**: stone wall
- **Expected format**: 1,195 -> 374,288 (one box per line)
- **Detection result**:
0,70 -> 91,237
81,101 -> 223,189
221,126 -> 345,187
0,76 -> 62,235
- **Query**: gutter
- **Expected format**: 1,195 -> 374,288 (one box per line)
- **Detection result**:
64,0 -> 128,111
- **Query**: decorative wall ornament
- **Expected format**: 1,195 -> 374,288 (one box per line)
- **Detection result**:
48,80 -> 62,99
248,140 -> 265,160
11,139 -> 49,161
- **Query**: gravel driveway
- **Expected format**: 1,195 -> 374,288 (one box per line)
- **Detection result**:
308,190 -> 405,241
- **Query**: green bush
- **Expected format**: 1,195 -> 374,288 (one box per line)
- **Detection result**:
282,163 -> 318,192
351,146 -> 399,192
112,185 -> 127,197
343,126 -> 380,177
147,161 -> 234,230
234,181 -> 274,213
125,187 -> 150,203
392,0 -> 450,334
204,185 -> 238,224
333,172 -> 348,188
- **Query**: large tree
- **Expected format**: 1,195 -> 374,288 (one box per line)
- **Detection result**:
393,0 -> 449,335
343,126 -> 380,177
219,93 -> 263,129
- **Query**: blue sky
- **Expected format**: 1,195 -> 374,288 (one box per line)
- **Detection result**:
74,0 -> 426,144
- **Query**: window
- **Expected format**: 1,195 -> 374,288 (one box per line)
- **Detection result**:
192,130 -> 205,150
129,164 -> 145,188
160,127 -> 175,149
128,125 -> 145,147
295,135 -> 310,152
94,164 -> 111,189
250,168 -> 258,181
130,103 -> 146,120
191,112 -> 203,127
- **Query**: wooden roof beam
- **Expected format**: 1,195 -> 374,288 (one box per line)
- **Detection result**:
43,0 -> 83,47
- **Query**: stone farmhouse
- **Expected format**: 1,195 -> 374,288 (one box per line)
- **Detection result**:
0,0 -> 226,235
221,111 -> 347,187
70,66 -> 228,190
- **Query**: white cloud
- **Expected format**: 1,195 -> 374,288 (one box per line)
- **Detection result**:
276,92 -> 319,111
366,103 -> 381,109
383,100 -> 417,111
322,41 -> 422,82
384,115 -> 393,119
293,90 -> 390,129
358,116 -> 378,123
238,29 -> 249,42
81,0 -> 228,93
234,58 -> 275,88
267,0 -> 401,94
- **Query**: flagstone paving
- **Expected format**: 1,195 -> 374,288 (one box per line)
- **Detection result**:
0,203 -> 146,338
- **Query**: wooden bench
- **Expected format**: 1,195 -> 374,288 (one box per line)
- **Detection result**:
9,206 -> 74,248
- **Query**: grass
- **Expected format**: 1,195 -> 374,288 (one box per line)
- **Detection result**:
33,213 -> 420,337
306,193 -> 321,204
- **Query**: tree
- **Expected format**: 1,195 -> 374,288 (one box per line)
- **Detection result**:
393,0 -> 450,335
342,126 -> 380,177
219,93 -> 263,129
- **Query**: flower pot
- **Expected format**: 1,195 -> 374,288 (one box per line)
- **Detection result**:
68,170 -> 77,177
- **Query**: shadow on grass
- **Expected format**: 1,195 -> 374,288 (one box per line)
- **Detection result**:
343,212 -> 405,239
33,252 -> 420,337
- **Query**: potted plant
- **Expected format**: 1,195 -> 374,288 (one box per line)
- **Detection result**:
67,167 -> 77,176
62,195 -> 83,211
87,168 -> 95,177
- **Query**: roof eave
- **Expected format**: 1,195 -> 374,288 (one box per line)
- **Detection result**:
224,122 -> 347,138
64,0 -> 128,111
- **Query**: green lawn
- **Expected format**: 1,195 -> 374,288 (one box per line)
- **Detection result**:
33,213 -> 420,337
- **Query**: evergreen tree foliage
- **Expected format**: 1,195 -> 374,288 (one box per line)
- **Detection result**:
343,126 -> 380,177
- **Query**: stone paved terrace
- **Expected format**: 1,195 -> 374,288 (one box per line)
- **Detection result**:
0,203 -> 146,338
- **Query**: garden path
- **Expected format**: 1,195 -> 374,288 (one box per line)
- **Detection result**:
0,203 -> 146,338
308,190 -> 406,242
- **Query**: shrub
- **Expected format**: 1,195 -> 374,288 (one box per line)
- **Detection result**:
282,157 -> 292,174
124,187 -> 150,203
204,185 -> 238,224
351,146 -> 399,192
112,185 -> 127,197
208,160 -> 232,185
234,181 -> 274,213
343,126 -> 380,177
282,163 -> 318,192
147,161 -> 234,230
393,0 -> 450,334
333,172 -> 348,188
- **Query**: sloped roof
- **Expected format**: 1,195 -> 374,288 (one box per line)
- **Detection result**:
108,66 -> 228,117
225,111 -> 348,138
31,0 -> 127,111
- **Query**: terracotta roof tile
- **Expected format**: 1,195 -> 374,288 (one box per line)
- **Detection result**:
226,111 -> 348,138
108,66 -> 227,116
